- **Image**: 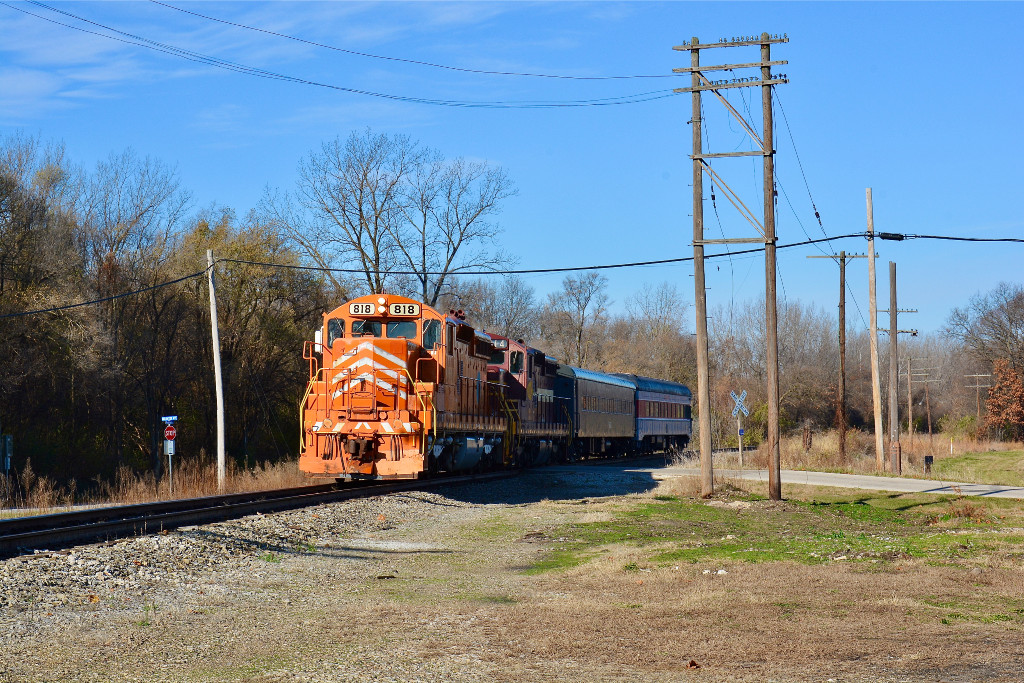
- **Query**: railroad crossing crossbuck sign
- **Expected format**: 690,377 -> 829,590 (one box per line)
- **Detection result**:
731,390 -> 749,418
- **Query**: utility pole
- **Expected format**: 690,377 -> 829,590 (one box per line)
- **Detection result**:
688,40 -> 713,498
866,190 -> 885,471
808,251 -> 868,463
888,261 -> 899,473
904,362 -> 939,450
674,32 -> 788,500
965,374 -> 992,428
207,250 -> 226,491
880,263 -> 917,474
907,353 -> 913,449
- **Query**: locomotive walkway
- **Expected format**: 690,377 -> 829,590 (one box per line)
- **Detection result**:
652,467 -> 1024,499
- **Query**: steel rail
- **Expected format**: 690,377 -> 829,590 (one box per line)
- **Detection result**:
0,472 -> 514,558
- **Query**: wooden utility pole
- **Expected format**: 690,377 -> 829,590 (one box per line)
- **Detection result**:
905,362 -> 939,451
207,250 -> 226,491
882,263 -> 918,474
965,374 -> 992,426
866,190 -> 885,471
907,354 -> 913,449
888,261 -> 899,473
808,251 -> 867,463
674,32 -> 788,500
689,41 -> 714,498
761,37 -> 782,501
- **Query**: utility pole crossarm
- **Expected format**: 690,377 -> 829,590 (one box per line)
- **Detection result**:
674,35 -> 789,50
674,78 -> 787,94
673,60 -> 787,73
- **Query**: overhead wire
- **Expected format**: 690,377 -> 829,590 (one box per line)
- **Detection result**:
149,0 -> 681,81
0,268 -> 209,319
5,1 -> 677,109
0,232 -> 1020,319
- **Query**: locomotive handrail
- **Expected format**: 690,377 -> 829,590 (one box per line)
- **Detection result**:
402,367 -> 429,455
298,366 -> 329,452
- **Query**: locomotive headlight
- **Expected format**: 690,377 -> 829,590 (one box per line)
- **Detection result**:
377,297 -> 386,304
377,305 -> 386,313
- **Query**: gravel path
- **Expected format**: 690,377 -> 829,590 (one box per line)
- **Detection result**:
2,462 -> 1022,682
0,464 -> 660,682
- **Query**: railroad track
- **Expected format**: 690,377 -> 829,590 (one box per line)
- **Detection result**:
0,471 -> 513,559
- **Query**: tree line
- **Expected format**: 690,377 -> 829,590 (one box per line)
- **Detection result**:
1,128 -> 1021,490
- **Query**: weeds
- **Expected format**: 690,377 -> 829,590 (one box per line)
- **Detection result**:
138,600 -> 158,627
1,458 -> 308,515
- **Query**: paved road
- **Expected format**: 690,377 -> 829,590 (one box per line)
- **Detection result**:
650,467 -> 1024,499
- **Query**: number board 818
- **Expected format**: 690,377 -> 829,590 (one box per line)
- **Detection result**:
348,303 -> 375,316
389,303 -> 420,316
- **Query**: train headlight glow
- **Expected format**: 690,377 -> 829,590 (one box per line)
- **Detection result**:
377,305 -> 386,313
377,297 -> 386,304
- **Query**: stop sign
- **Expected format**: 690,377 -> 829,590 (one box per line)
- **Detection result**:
164,425 -> 177,441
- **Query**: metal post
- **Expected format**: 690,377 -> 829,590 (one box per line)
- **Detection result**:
690,38 -> 714,498
737,415 -> 744,467
866,190 -> 885,471
888,261 -> 900,474
207,250 -> 226,490
762,34 -> 781,500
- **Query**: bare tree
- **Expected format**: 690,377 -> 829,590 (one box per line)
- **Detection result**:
267,129 -> 515,305
295,129 -> 421,295
540,273 -> 609,367
946,282 -> 1024,372
601,282 -> 694,382
454,275 -> 538,340
396,158 -> 514,306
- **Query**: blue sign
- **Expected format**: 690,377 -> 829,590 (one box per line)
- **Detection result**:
161,415 -> 178,423
739,429 -> 745,436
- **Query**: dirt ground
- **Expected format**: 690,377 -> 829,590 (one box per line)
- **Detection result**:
3,464 -> 1023,682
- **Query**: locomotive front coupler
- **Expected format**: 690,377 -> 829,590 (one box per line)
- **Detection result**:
345,437 -> 378,459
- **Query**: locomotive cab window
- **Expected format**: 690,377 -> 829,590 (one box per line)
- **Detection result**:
446,324 -> 455,355
509,351 -> 524,374
386,321 -> 417,339
422,319 -> 441,350
490,349 -> 506,365
326,318 -> 344,346
352,320 -> 382,337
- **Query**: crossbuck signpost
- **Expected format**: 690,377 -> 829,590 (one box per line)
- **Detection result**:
731,391 -> 749,466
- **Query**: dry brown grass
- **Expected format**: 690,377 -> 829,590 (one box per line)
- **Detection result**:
727,429 -> 1024,478
1,458 -> 308,514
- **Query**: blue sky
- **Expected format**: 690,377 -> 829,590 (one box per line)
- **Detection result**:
2,1 -> 1022,334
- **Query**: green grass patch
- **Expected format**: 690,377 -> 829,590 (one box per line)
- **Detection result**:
933,449 -> 1024,487
524,489 -> 1024,574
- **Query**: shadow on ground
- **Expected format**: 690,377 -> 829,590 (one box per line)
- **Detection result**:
437,458 -> 664,506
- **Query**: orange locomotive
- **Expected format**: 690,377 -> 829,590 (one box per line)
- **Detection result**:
299,294 -> 506,479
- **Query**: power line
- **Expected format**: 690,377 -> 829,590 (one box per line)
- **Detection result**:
150,0 -> 680,81
0,268 -> 209,319
7,1 -> 677,109
1,231 -> 1019,319
774,87 -> 823,229
218,234 -> 867,276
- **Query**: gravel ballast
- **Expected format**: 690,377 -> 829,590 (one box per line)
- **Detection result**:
2,462 -> 1023,682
